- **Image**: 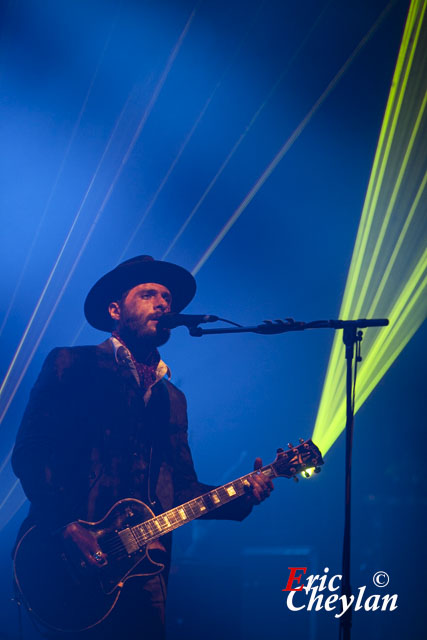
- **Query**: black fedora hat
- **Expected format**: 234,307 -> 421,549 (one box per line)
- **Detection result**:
84,255 -> 196,331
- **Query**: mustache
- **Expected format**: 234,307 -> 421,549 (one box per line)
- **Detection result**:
148,313 -> 168,322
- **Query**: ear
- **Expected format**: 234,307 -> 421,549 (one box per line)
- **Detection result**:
108,301 -> 121,322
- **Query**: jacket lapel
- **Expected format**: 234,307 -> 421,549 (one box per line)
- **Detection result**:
95,338 -> 142,396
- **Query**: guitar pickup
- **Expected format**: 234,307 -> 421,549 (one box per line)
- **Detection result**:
118,528 -> 139,554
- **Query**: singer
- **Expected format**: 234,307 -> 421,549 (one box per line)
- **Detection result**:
11,255 -> 273,640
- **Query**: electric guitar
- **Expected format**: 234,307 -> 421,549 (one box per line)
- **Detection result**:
13,438 -> 323,632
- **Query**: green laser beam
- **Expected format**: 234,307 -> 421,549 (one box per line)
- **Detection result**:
312,0 -> 427,455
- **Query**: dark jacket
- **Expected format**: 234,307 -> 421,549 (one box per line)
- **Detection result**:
12,340 -> 251,566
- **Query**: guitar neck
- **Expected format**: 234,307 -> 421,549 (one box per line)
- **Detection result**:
128,465 -> 277,547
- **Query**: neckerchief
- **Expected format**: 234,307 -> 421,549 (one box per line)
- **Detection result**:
112,331 -> 161,394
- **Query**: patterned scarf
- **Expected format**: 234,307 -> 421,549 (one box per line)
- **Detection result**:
112,331 -> 161,393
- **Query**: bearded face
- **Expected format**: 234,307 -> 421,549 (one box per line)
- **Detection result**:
109,283 -> 172,352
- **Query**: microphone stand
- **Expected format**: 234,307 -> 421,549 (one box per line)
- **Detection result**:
187,316 -> 389,640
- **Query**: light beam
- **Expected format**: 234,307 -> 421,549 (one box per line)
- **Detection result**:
191,2 -> 396,275
0,7 -> 197,427
312,0 -> 427,455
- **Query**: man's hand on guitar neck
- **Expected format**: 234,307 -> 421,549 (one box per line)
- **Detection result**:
245,457 -> 274,505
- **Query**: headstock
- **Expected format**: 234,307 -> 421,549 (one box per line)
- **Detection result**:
271,438 -> 324,479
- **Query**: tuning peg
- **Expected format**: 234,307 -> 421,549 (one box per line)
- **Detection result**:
293,476 -> 299,483
287,443 -> 294,449
276,447 -> 284,453
299,438 -> 304,443
314,467 -> 322,474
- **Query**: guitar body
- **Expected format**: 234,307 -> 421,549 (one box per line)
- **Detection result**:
13,499 -> 164,632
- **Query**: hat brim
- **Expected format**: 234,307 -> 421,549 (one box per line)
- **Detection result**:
84,259 -> 196,331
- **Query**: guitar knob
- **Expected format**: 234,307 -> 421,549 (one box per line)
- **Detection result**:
276,447 -> 284,453
288,443 -> 294,449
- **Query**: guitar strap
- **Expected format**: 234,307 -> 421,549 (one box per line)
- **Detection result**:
144,379 -> 171,511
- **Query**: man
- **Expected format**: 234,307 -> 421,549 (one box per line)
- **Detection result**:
12,255 -> 273,639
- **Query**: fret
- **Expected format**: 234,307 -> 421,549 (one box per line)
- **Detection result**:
198,497 -> 207,511
216,487 -> 227,502
210,490 -> 221,504
234,477 -> 249,494
183,501 -> 197,518
191,497 -> 207,514
140,522 -> 154,540
167,510 -> 183,530
145,520 -> 157,537
204,493 -> 214,509
184,501 -> 195,517
134,525 -> 144,541
163,509 -> 187,532
152,518 -> 163,533
133,527 -> 143,544
261,465 -> 276,478
162,511 -> 174,528
168,509 -> 180,525
196,497 -> 207,512
184,503 -> 194,518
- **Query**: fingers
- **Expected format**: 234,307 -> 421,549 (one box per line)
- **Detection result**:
246,458 -> 274,504
253,457 -> 263,471
63,523 -> 107,567
249,476 -> 273,502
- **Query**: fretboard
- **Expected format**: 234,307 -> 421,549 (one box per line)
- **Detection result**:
124,465 -> 277,549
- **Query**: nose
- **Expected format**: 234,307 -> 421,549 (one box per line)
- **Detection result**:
154,295 -> 169,312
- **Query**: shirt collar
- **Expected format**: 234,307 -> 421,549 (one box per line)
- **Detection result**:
109,336 -> 171,386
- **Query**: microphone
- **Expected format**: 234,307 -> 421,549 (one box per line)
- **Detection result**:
157,313 -> 219,329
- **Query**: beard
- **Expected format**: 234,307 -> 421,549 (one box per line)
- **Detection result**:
116,313 -> 171,360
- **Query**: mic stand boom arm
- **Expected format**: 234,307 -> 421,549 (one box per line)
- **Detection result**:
188,317 -> 388,337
